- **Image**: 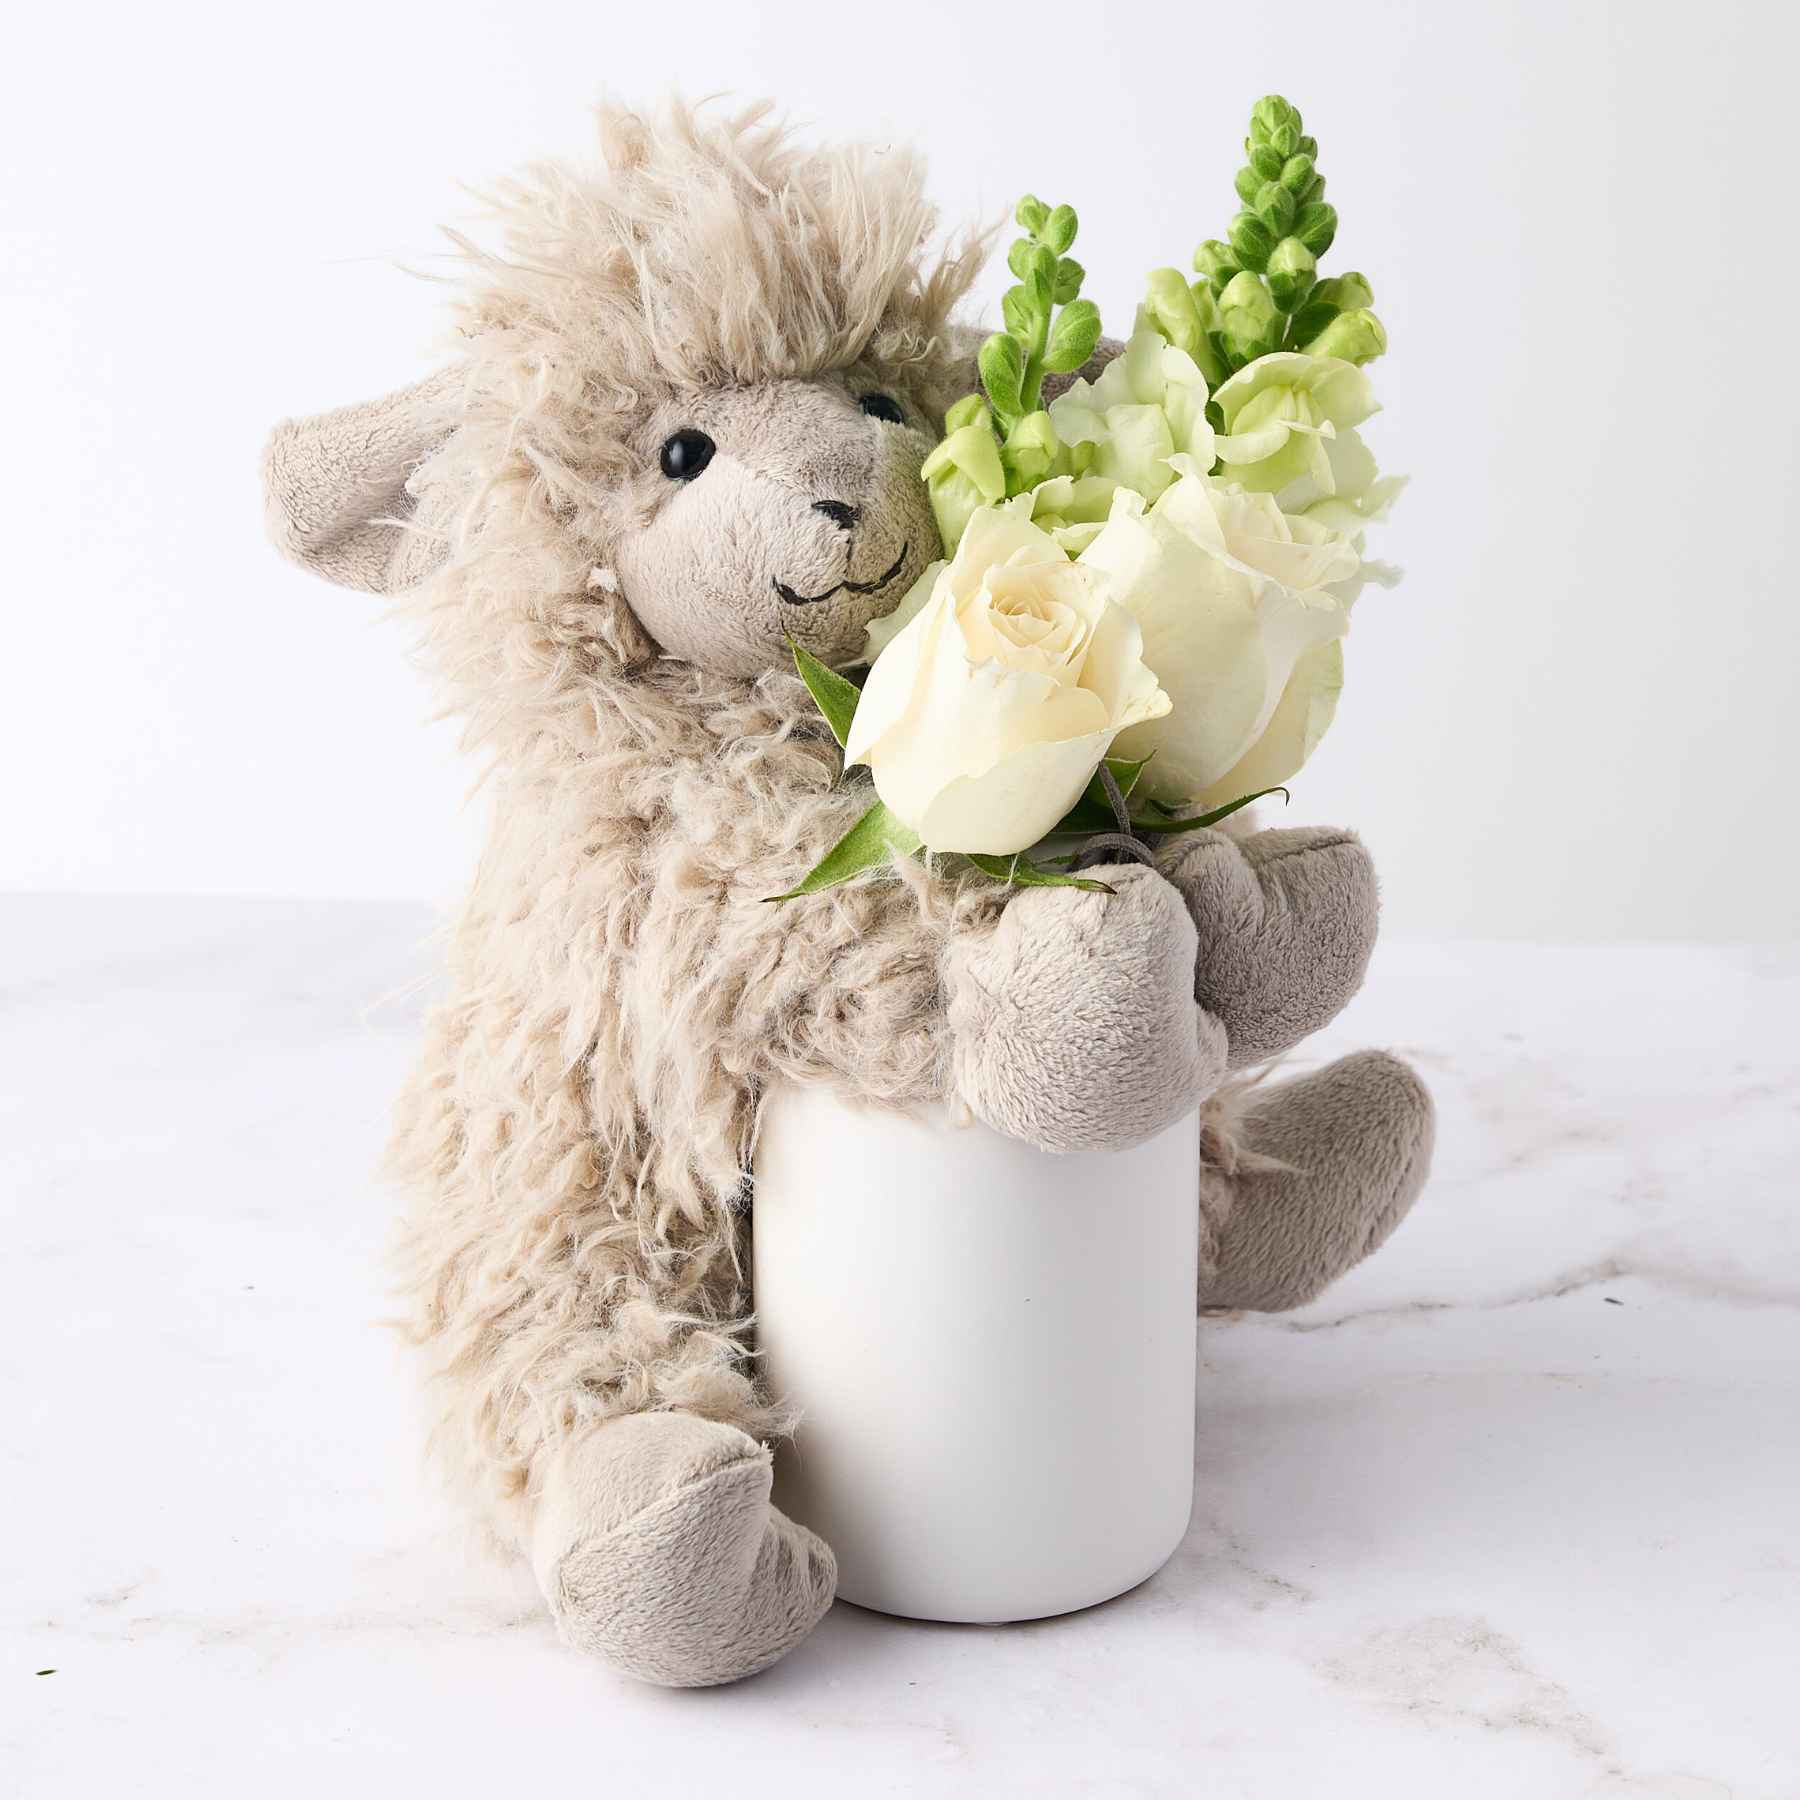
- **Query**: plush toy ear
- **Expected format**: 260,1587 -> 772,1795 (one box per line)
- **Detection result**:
261,366 -> 461,595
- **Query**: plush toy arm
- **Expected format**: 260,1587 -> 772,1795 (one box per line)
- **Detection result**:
941,864 -> 1227,1153
1156,825 -> 1379,1068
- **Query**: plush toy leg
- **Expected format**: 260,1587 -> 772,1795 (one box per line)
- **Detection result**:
1198,1050 -> 1434,1312
530,1411 -> 836,1688
1159,827 -> 1379,1069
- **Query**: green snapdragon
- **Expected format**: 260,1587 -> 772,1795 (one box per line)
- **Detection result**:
923,195 -> 1103,553
1142,94 -> 1388,384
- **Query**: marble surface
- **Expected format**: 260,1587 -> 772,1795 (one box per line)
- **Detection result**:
3,896 -> 1795,1799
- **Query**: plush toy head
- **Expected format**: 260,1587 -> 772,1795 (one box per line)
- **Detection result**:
263,101 -> 986,699
606,371 -> 940,675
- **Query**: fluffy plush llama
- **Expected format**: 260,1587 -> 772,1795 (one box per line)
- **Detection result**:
261,99 -> 1434,1688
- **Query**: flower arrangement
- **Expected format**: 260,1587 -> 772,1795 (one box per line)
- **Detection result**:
774,94 -> 1399,901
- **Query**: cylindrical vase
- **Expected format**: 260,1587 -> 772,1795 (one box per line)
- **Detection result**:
752,1082 -> 1198,1623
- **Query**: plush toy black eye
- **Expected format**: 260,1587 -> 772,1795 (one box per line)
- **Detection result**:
659,430 -> 715,480
859,393 -> 905,424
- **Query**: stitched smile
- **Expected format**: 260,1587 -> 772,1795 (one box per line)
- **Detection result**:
774,543 -> 909,607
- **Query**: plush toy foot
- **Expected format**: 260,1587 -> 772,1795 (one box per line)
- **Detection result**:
1160,826 -> 1378,1068
530,1411 -> 836,1687
1199,1050 -> 1434,1312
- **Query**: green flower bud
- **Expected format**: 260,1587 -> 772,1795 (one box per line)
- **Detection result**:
921,422 -> 1005,555
1218,270 -> 1281,362
1298,135 -> 1318,160
1279,152 -> 1315,195
943,393 -> 994,435
1052,256 -> 1084,305
1228,210 -> 1276,272
1248,141 -> 1284,181
1301,306 -> 1387,364
1042,204 -> 1078,255
1293,200 -> 1338,256
1000,409 -> 1063,493
1044,298 -> 1103,373
1023,242 -> 1056,306
1194,239 -> 1240,288
1269,121 -> 1299,158
1006,238 -> 1035,282
1015,194 -> 1048,233
979,331 -> 1027,420
1301,173 -> 1326,206
1265,236 -> 1317,311
1142,268 -> 1200,354
1140,269 -> 1228,386
1251,95 -> 1300,142
1255,180 -> 1297,233
1313,271 -> 1374,312
1235,164 -> 1262,206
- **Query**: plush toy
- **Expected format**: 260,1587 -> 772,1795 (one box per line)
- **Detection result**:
261,100 -> 1434,1688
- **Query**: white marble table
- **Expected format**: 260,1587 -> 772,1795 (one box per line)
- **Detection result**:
3,897 -> 1795,1798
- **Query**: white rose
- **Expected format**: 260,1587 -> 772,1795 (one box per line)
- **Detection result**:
849,502 -> 1170,855
1078,458 -> 1360,808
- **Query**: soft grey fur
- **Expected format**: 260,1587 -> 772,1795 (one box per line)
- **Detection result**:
260,99 -> 1434,1689
1197,1052 -> 1436,1311
946,866 -> 1228,1152
531,1412 -> 835,1686
1160,826 -> 1381,1069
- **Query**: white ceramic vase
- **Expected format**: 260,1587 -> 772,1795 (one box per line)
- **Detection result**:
752,1081 -> 1199,1623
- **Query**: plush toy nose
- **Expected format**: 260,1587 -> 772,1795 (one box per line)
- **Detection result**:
812,500 -> 860,531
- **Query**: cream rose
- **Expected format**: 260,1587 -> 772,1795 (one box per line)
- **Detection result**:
1078,458 -> 1360,808
849,502 -> 1170,855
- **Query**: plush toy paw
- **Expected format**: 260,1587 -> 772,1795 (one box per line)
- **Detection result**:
1160,826 -> 1378,1068
530,1411 -> 836,1687
1198,1049 -> 1435,1311
945,862 -> 1227,1153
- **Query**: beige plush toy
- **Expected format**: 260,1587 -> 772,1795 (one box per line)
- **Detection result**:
261,99 -> 1434,1689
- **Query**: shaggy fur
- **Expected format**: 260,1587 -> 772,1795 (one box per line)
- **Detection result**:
262,96 -> 1435,1686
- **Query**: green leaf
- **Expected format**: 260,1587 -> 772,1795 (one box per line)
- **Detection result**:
1132,787 -> 1290,835
765,800 -> 921,901
789,639 -> 861,749
1044,298 -> 1102,373
1049,754 -> 1155,834
966,853 -> 1114,894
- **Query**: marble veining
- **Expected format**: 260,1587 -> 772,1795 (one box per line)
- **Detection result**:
2,897 -> 1794,1798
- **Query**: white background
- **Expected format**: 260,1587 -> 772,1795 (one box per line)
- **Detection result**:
4,0 -> 1795,939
